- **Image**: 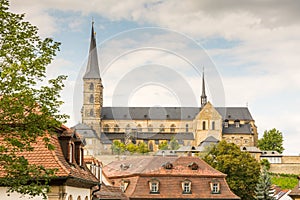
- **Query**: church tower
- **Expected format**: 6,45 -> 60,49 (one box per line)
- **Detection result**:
201,71 -> 207,108
82,22 -> 103,133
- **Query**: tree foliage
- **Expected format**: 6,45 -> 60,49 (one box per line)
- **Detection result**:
203,141 -> 261,200
137,142 -> 150,154
111,140 -> 126,154
0,0 -> 67,197
169,136 -> 180,150
255,167 -> 275,200
258,128 -> 284,154
158,141 -> 169,150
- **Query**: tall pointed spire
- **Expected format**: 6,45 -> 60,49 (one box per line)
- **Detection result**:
83,21 -> 101,79
201,68 -> 207,107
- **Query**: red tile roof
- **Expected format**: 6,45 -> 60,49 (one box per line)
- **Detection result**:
0,126 -> 98,187
103,156 -> 240,199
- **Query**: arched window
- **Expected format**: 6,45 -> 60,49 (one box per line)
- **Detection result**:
212,121 -> 215,130
149,142 -> 154,152
103,124 -> 109,132
114,124 -> 120,132
89,83 -> 94,90
170,124 -> 176,132
125,124 -> 131,132
90,109 -> 94,116
137,124 -> 142,132
68,195 -> 73,200
185,124 -> 189,132
77,196 -> 81,200
149,178 -> 160,194
148,124 -> 153,132
159,124 -> 165,132
202,121 -> 206,130
89,94 -> 94,103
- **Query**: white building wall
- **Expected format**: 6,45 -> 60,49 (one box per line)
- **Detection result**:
0,187 -> 43,200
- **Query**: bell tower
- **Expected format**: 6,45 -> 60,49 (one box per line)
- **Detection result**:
82,22 -> 103,133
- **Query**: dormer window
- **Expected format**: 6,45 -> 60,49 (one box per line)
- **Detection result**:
120,179 -> 130,192
79,147 -> 83,166
69,142 -> 74,163
235,119 -> 240,128
210,180 -> 221,194
182,179 -> 192,194
149,179 -> 159,194
224,119 -> 229,128
188,162 -> 199,170
162,162 -> 173,169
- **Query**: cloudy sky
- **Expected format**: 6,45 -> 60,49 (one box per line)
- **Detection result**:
9,0 -> 300,155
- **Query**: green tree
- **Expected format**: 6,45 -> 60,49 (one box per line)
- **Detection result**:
158,141 -> 169,150
137,142 -> 149,154
126,142 -> 138,154
260,159 -> 271,171
169,136 -> 180,150
0,0 -> 67,198
258,128 -> 284,153
255,167 -> 275,200
111,140 -> 126,154
203,141 -> 261,200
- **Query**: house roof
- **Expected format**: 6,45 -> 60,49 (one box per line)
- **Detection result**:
0,126 -> 99,187
103,156 -> 240,199
101,107 -> 253,121
289,182 -> 300,197
104,156 -> 226,178
93,184 -> 128,200
222,123 -> 253,134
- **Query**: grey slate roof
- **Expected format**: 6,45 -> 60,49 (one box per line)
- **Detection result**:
83,23 -> 101,79
222,123 -> 253,134
100,132 -> 194,144
101,107 -> 254,121
198,136 -> 219,150
71,123 -> 98,139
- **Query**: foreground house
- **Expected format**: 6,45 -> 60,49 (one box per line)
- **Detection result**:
0,126 -> 99,200
103,156 -> 240,199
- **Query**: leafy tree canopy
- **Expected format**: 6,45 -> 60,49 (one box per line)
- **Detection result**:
0,0 -> 67,197
203,141 -> 261,200
258,128 -> 284,154
169,136 -> 180,150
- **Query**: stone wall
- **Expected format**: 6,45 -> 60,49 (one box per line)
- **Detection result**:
282,156 -> 300,164
270,163 -> 300,175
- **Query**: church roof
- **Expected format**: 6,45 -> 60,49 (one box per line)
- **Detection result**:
83,22 -> 101,79
71,123 -> 98,139
222,123 -> 253,134
101,107 -> 253,121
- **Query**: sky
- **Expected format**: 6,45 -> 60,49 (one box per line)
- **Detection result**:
9,0 -> 300,155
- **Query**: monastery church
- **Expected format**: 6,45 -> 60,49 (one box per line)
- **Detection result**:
72,23 -> 258,155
